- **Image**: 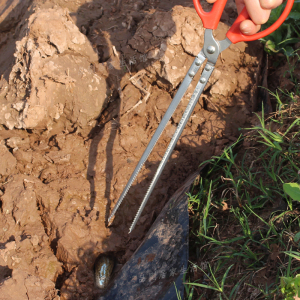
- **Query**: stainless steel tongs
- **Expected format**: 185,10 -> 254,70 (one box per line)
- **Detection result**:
108,0 -> 294,233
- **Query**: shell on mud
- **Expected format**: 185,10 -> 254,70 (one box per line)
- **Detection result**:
94,254 -> 115,289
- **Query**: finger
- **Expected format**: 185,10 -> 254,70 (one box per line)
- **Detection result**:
260,0 -> 284,9
244,0 -> 271,25
240,20 -> 261,35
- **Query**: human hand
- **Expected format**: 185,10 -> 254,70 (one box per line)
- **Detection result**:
206,0 -> 284,35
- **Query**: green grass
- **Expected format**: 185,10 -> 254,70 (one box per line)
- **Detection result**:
183,5 -> 300,299
261,1 -> 300,56
186,94 -> 300,299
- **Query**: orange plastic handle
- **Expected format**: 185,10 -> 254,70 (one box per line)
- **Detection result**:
193,0 -> 295,43
193,0 -> 228,30
227,0 -> 294,43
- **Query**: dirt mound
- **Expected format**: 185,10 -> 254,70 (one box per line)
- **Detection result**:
0,0 -> 263,299
0,6 -> 107,135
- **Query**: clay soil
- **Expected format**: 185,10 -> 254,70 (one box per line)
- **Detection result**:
0,0 -> 265,299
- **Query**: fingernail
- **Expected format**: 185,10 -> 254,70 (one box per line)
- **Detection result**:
240,24 -> 251,35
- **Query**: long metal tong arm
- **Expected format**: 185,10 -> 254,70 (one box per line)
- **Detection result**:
129,61 -> 215,233
108,51 -> 206,223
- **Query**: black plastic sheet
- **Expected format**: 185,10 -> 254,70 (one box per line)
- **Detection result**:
102,170 -> 202,300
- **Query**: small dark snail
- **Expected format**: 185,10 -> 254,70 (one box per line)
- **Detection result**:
94,254 -> 115,289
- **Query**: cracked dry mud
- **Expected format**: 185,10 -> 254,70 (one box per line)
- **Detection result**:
0,0 -> 263,299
